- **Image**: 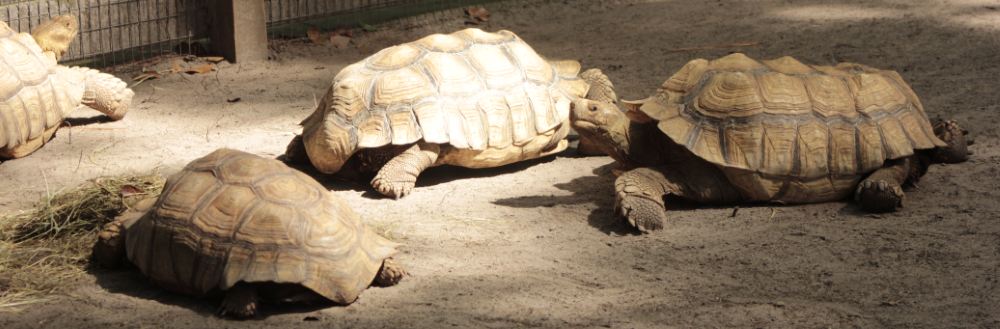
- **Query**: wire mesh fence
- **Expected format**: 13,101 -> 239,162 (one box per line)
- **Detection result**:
0,0 -> 497,68
0,0 -> 207,68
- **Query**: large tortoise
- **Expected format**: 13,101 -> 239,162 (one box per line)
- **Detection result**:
93,149 -> 407,318
0,15 -> 134,159
570,53 -> 970,233
285,28 -> 617,198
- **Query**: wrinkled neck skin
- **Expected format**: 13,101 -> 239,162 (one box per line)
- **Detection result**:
587,120 -> 665,169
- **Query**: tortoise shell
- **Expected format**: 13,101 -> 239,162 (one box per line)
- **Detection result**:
300,28 -> 592,173
120,149 -> 398,303
0,21 -> 85,155
637,53 -> 945,202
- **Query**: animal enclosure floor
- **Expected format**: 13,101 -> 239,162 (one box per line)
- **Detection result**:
2,0 -> 1000,327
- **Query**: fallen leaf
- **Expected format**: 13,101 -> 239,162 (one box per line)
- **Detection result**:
329,34 -> 351,49
201,56 -> 225,63
307,26 -> 324,44
132,72 -> 159,81
465,6 -> 490,22
184,63 -> 215,74
119,185 -> 144,197
226,97 -> 241,103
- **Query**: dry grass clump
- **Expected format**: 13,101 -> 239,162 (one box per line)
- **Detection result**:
0,174 -> 164,311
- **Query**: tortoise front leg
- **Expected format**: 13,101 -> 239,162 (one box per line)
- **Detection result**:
218,283 -> 259,319
92,197 -> 155,268
372,258 -> 408,287
67,67 -> 133,121
371,142 -> 440,199
92,214 -> 129,268
616,165 -> 741,233
855,158 -> 911,213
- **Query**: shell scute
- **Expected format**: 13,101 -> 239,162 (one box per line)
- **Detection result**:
696,71 -> 764,118
367,44 -> 423,70
758,72 -> 811,115
413,33 -> 469,52
422,52 -> 481,96
663,58 -> 709,92
467,44 -> 521,90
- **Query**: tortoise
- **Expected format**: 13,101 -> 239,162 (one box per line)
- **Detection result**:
92,149 -> 407,318
0,15 -> 134,159
570,53 -> 970,233
285,28 -> 617,199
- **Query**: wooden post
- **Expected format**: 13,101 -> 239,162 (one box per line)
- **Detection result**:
209,0 -> 268,63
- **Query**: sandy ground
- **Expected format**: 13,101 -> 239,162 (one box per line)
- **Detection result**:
2,0 -> 1000,327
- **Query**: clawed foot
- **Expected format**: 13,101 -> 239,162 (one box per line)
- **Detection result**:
932,119 -> 971,163
373,259 -> 409,287
615,194 -> 667,233
855,180 -> 905,213
218,287 -> 258,319
371,175 -> 415,199
92,221 -> 125,268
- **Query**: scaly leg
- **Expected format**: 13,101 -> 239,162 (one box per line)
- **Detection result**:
218,283 -> 259,319
616,164 -> 742,233
855,158 -> 911,213
372,258 -> 408,287
92,197 -> 155,268
73,67 -> 134,121
931,119 -> 971,164
371,142 -> 440,199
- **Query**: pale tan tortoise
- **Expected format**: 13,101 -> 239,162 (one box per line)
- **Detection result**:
0,15 -> 134,159
92,149 -> 407,318
285,28 -> 617,199
570,53 -> 970,233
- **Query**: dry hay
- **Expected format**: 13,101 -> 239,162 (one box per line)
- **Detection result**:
0,174 -> 164,311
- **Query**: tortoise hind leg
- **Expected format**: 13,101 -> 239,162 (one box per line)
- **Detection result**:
616,165 -> 741,233
371,142 -> 440,199
372,258 -> 408,287
218,283 -> 259,319
855,158 -> 911,213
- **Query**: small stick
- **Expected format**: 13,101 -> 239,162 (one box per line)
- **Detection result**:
768,208 -> 777,220
730,206 -> 739,217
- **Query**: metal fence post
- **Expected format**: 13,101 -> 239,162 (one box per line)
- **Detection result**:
209,0 -> 268,63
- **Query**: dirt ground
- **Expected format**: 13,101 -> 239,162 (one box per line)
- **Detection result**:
2,0 -> 1000,327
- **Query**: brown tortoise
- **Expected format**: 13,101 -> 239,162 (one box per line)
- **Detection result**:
570,53 -> 970,233
93,149 -> 406,318
285,28 -> 616,199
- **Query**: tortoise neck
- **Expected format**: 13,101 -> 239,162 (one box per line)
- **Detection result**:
620,121 -> 667,167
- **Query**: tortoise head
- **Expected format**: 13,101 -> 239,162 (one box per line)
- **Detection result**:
570,98 -> 633,163
31,14 -> 78,61
299,82 -> 366,174
571,97 -> 662,166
